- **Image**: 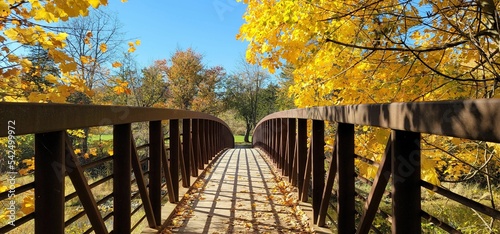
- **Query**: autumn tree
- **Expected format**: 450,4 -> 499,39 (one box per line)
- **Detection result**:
19,45 -> 60,97
0,0 -> 120,102
222,63 -> 275,142
238,0 -> 500,200
62,9 -> 125,104
166,48 -> 225,114
137,59 -> 169,107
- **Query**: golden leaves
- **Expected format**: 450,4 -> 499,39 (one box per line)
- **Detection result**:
99,43 -> 107,53
112,78 -> 131,95
0,1 -> 10,17
112,61 -> 122,68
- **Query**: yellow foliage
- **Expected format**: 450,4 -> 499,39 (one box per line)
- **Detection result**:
112,61 -> 122,68
21,195 -> 34,214
238,0 -> 500,184
0,0 -> 130,102
99,43 -> 107,53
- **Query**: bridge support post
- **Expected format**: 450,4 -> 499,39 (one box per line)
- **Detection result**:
182,119 -> 191,187
170,120 -> 180,202
149,121 -> 162,226
297,119 -> 307,200
35,131 -> 65,234
337,123 -> 355,233
391,130 -> 421,234
312,120 -> 325,223
287,118 -> 296,182
113,124 -> 132,233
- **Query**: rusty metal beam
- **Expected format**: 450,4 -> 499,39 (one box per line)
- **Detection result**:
297,119 -> 307,199
287,118 -> 296,181
35,131 -> 65,234
300,140 -> 312,202
337,123 -> 355,234
391,130 -> 421,234
170,120 -> 180,201
312,120 -> 325,223
357,140 -> 392,234
161,136 -> 176,203
317,146 -> 337,227
149,121 -> 162,226
65,139 -> 108,233
113,124 -> 132,233
131,137 -> 157,228
253,99 -> 500,143
0,103 -> 231,137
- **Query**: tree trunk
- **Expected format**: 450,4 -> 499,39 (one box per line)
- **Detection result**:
244,123 -> 252,143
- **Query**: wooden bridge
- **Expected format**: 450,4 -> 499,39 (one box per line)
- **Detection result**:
0,100 -> 500,233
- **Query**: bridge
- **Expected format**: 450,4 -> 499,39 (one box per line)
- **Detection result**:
0,100 -> 499,233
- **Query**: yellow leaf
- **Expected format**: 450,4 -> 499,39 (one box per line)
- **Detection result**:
0,1 -> 11,17
112,61 -> 122,68
80,56 -> 90,64
89,0 -> 100,8
45,74 -> 58,83
99,43 -> 107,53
4,28 -> 18,40
107,149 -> 113,156
21,195 -> 34,214
121,0 -> 127,2
135,39 -> 141,45
74,149 -> 81,154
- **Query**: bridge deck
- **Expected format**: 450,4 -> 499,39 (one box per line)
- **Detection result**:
160,148 -> 318,233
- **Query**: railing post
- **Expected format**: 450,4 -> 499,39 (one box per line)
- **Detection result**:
297,119 -> 307,198
273,119 -> 278,164
312,120 -> 325,223
287,118 -> 296,181
35,131 -> 65,234
201,120 -> 206,166
391,130 -> 421,234
280,118 -> 287,173
337,123 -> 355,233
170,119 -> 180,201
193,119 -> 202,171
182,119 -> 191,187
149,121 -> 162,226
113,124 -> 132,233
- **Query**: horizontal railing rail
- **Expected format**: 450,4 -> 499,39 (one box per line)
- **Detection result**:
0,102 -> 234,234
252,98 -> 500,234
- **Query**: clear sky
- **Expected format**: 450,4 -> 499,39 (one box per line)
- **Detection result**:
104,0 -> 249,73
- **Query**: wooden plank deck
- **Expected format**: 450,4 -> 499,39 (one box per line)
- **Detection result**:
158,148 -> 326,233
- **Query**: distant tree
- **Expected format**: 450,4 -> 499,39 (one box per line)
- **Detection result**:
19,45 -> 60,96
166,48 -> 225,114
63,9 -> 125,104
222,62 -> 274,142
276,64 -> 296,110
138,59 -> 169,107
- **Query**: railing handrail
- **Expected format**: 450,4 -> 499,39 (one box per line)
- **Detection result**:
0,102 -> 231,137
255,98 -> 500,143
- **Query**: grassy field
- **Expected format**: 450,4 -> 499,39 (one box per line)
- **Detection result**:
88,134 -> 113,142
234,135 -> 252,146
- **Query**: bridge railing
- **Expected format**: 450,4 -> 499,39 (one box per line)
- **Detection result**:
0,102 -> 234,233
252,99 -> 500,233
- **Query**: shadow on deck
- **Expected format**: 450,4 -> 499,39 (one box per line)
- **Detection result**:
145,148 -> 330,233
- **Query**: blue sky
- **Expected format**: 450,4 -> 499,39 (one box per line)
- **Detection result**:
105,0 -> 249,73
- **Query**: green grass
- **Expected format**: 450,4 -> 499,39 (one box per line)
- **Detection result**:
88,134 -> 113,142
234,135 -> 252,146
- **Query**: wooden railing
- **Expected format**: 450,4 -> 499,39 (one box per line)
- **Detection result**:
0,102 -> 234,233
252,99 -> 500,234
